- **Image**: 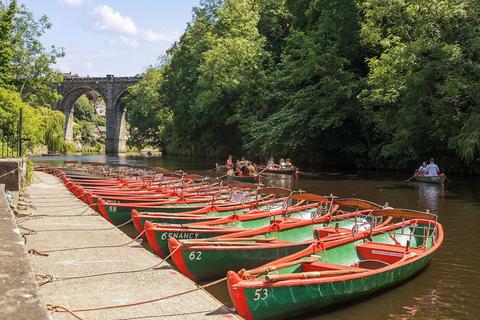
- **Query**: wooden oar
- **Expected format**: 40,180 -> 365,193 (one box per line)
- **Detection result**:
246,257 -> 318,277
370,208 -> 437,220
265,268 -> 367,282
181,237 -> 277,244
180,241 -> 266,246
259,166 -> 270,174
405,173 -> 417,181
176,225 -> 234,230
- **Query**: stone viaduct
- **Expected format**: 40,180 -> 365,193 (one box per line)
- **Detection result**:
53,74 -> 139,154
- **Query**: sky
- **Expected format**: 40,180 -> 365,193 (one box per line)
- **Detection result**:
18,0 -> 201,76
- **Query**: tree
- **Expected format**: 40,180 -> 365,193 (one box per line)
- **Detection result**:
242,0 -> 367,163
0,87 -> 67,153
124,68 -> 173,149
0,0 -> 16,88
359,0 -> 480,169
73,94 -> 94,122
162,5 -> 216,155
12,3 -> 64,106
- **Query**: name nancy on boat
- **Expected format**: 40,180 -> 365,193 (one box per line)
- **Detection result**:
160,232 -> 200,240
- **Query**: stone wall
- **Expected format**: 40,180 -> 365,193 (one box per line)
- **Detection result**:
0,184 -> 49,320
0,158 -> 26,191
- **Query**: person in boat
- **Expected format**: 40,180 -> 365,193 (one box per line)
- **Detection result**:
279,158 -> 286,168
247,161 -> 257,175
240,157 -> 246,165
240,162 -> 250,176
226,155 -> 233,168
285,158 -> 293,168
416,161 -> 428,176
266,157 -> 275,168
234,160 -> 242,176
425,158 -> 440,176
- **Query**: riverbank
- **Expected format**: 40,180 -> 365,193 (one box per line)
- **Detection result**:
0,184 -> 48,320
19,171 -> 236,319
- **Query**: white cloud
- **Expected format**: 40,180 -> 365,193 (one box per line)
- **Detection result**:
91,5 -> 138,35
142,29 -> 179,43
119,36 -> 138,48
58,0 -> 83,6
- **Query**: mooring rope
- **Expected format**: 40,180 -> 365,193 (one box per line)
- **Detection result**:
19,218 -> 133,234
46,275 -> 227,320
16,213 -> 98,224
0,168 -> 18,179
35,242 -> 184,286
27,229 -> 144,256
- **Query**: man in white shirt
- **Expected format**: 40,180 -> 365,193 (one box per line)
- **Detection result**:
425,158 -> 440,176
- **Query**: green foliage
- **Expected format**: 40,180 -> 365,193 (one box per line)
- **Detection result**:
0,0 -> 16,88
24,159 -> 33,186
0,87 -> 67,153
124,68 -> 173,149
359,0 -> 480,168
40,107 -> 69,153
239,0 -> 367,163
71,94 -> 105,149
73,121 -> 95,146
124,0 -> 480,171
0,1 -> 72,156
73,95 -> 94,122
10,2 -> 64,106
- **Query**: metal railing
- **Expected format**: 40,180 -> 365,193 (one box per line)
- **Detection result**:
0,108 -> 23,158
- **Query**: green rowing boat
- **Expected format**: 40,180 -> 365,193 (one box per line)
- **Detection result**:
413,175 -> 446,184
227,210 -> 443,320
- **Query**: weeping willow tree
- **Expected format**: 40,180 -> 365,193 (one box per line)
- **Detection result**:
39,107 -> 69,153
0,87 -> 69,153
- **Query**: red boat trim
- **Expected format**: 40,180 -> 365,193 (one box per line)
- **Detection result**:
145,220 -> 167,258
227,271 -> 253,320
168,237 -> 197,281
131,209 -> 144,233
96,198 -> 114,223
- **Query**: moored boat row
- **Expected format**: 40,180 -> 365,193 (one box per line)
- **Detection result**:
39,163 -> 443,320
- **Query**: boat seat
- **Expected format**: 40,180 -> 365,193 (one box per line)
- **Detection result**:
355,242 -> 422,265
301,261 -> 367,273
314,227 -> 351,239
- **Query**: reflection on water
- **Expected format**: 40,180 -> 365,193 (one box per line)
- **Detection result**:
417,183 -> 442,213
32,155 -> 480,320
388,280 -> 442,320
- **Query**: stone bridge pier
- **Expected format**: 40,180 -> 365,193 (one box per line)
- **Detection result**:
53,74 -> 139,154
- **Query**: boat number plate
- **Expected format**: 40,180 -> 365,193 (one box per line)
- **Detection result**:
188,251 -> 202,260
372,249 -> 404,257
253,288 -> 268,301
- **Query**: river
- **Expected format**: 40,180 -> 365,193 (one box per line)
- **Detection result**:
31,154 -> 480,319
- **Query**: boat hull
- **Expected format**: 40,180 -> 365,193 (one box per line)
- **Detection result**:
257,165 -> 297,175
224,175 -> 260,183
413,175 -> 445,184
228,254 -> 433,320
169,239 -> 312,282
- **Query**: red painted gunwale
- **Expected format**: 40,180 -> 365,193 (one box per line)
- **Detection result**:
130,196 -> 292,231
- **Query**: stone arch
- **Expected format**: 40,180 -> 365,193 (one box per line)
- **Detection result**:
59,87 -> 106,142
55,75 -> 139,154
